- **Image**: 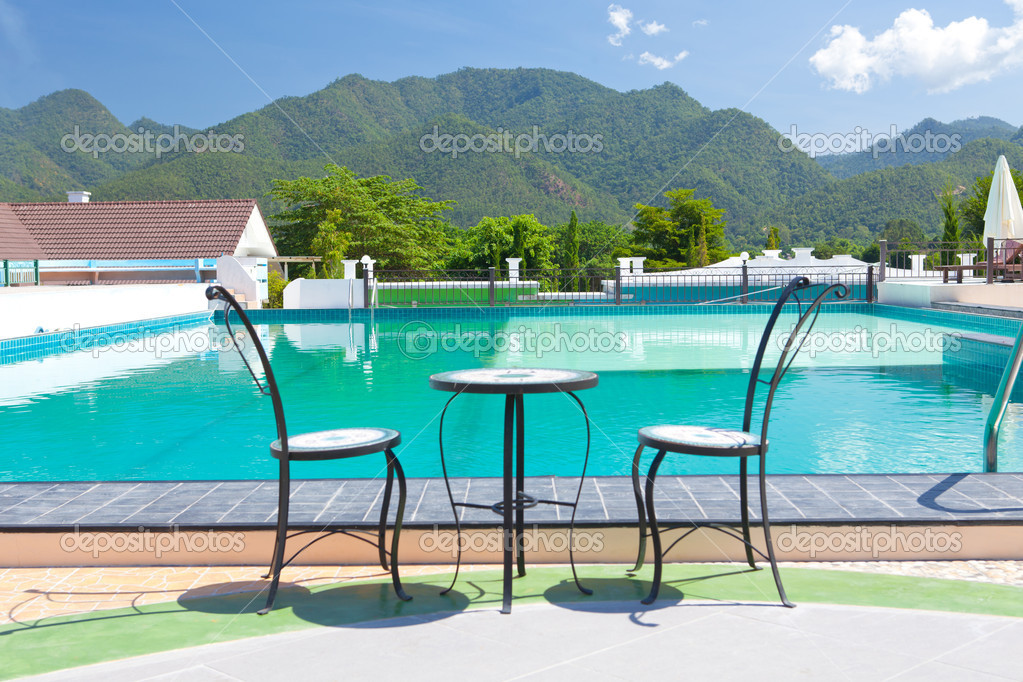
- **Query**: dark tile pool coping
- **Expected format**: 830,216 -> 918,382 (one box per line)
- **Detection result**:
2,473 -> 1022,531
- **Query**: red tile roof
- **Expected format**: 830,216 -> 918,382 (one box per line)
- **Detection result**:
5,199 -> 264,260
0,203 -> 45,259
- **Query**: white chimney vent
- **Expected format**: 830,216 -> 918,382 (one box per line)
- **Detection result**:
66,191 -> 91,203
791,248 -> 815,263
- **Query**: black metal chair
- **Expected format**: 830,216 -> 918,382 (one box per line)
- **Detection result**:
206,285 -> 411,614
630,276 -> 848,606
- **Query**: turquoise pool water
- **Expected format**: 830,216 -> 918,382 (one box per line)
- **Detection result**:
2,305 -> 1021,481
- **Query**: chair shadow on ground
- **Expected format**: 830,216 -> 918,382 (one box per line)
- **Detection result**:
0,576 -> 470,637
918,473 -> 1023,513
178,579 -> 472,628
543,566 -> 774,625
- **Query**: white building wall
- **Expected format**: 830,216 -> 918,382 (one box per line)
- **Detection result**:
283,279 -> 365,309
0,284 -> 210,340
233,206 -> 278,258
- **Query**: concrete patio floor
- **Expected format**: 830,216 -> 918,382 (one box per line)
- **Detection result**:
5,562 -> 1023,681
20,599 -> 1023,681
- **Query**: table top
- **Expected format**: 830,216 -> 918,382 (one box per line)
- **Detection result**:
429,368 -> 598,395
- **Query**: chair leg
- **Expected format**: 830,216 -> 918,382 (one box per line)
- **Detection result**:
378,453 -> 396,572
501,395 -> 515,614
438,395 -> 463,597
758,455 -> 793,607
259,459 -> 291,615
515,394 -> 526,578
641,449 -> 668,605
630,444 -> 647,572
739,457 -> 756,569
387,449 -> 412,601
565,391 -> 592,596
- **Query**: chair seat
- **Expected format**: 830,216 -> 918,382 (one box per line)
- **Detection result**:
637,424 -> 763,457
271,427 -> 401,461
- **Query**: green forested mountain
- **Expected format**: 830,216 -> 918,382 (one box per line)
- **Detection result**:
765,139 -> 1023,245
1,67 -> 1021,252
816,116 -> 1019,179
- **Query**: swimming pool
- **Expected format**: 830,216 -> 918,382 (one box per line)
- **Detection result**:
2,303 -> 1021,481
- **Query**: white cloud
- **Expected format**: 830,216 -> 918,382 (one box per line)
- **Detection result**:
810,1 -> 1023,93
607,4 -> 633,46
693,19 -> 709,28
639,20 -> 668,36
638,51 -> 689,70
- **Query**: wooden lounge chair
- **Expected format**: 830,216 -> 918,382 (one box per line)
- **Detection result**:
934,240 -> 1023,283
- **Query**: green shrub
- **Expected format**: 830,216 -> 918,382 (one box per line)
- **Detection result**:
266,270 -> 286,309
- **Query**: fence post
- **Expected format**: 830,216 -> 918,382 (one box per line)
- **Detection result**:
987,236 -> 995,284
614,266 -> 622,305
740,260 -> 749,304
488,266 -> 495,307
2,260 -> 8,287
866,265 -> 874,303
363,265 -> 369,308
878,240 -> 887,282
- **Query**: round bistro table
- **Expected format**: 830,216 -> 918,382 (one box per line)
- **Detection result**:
429,367 -> 599,613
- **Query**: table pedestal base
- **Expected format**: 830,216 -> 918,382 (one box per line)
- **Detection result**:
438,393 -> 593,613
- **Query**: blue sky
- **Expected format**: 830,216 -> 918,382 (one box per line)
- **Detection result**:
2,0 -> 1022,145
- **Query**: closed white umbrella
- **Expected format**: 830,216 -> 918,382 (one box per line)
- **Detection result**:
983,155 -> 1023,242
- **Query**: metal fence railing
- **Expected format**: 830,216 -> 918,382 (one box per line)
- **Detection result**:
367,263 -> 875,308
0,260 -> 39,286
878,238 -> 1019,284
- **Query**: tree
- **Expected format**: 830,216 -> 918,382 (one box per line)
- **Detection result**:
557,219 -> 632,269
561,210 -> 582,290
631,188 -> 730,268
860,243 -> 880,263
765,226 -> 780,250
878,218 -> 927,270
937,181 -> 961,265
812,237 -> 861,260
459,214 -> 555,272
269,164 -> 453,270
310,209 -> 352,277
563,210 -> 580,271
462,216 -> 513,270
689,217 -> 709,267
880,218 -> 926,245
960,168 -> 1023,238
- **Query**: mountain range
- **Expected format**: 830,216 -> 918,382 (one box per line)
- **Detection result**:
1,67 -> 1021,251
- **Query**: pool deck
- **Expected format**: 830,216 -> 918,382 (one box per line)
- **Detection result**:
2,473 -> 1022,529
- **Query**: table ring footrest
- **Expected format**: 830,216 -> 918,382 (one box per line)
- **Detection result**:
491,492 -> 539,514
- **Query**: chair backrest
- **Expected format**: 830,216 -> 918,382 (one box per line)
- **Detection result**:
206,285 -> 290,455
996,239 -> 1023,266
742,277 -> 849,444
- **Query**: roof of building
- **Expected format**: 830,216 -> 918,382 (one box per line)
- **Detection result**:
3,199 -> 266,260
0,203 -> 46,259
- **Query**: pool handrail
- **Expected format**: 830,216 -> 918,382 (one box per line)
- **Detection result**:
983,319 -> 1023,472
